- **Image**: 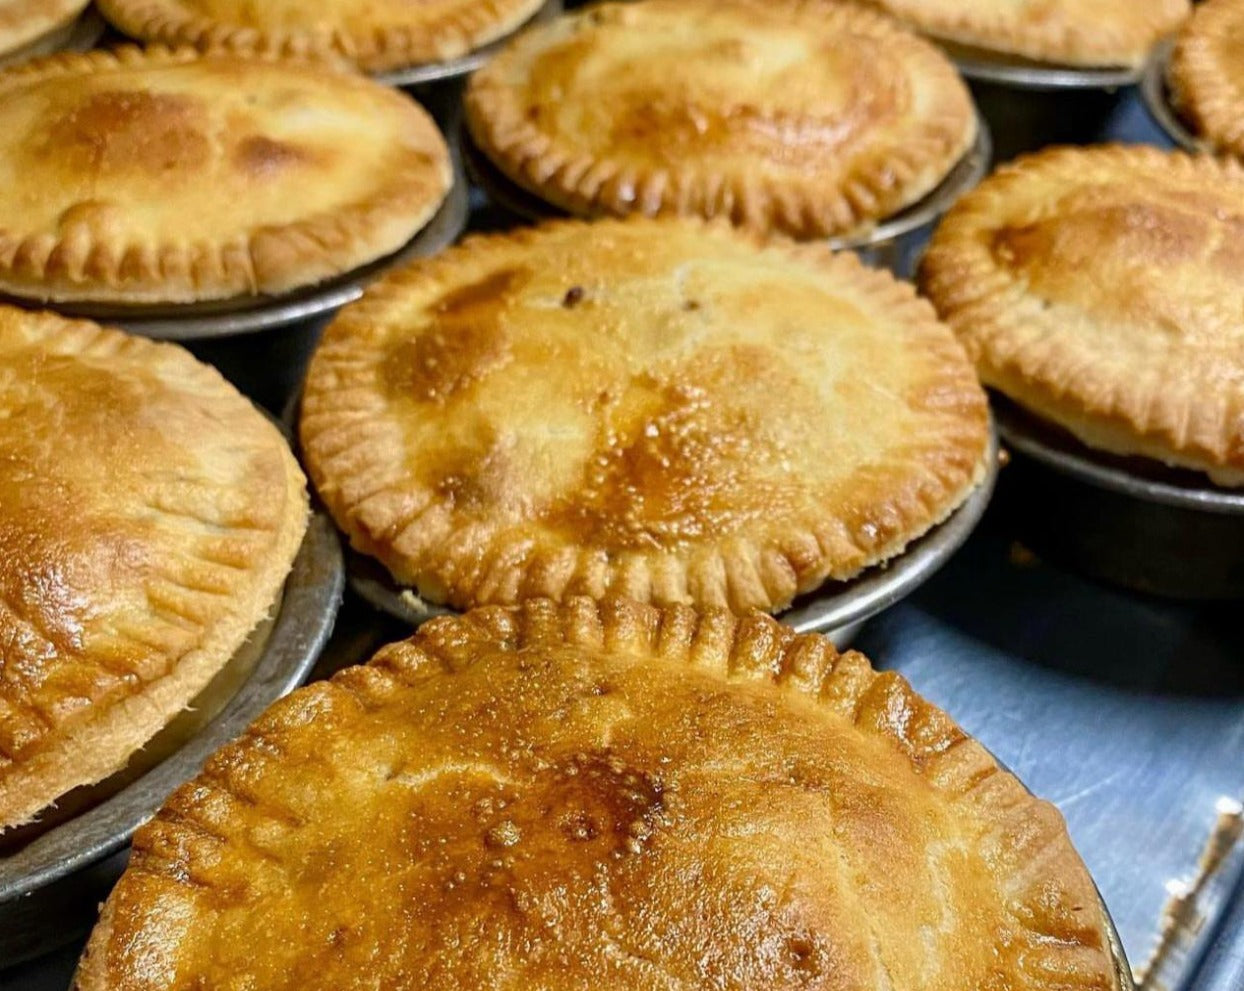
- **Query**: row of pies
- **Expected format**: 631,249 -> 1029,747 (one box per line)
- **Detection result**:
6,134 -> 1244,982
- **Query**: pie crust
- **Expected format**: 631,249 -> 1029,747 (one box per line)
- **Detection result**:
0,47 -> 452,306
920,144 -> 1244,485
76,597 -> 1121,991
0,305 -> 308,830
301,218 -> 989,614
464,0 -> 977,240
95,0 -> 548,72
0,0 -> 90,60
1169,0 -> 1244,157
859,0 -> 1189,68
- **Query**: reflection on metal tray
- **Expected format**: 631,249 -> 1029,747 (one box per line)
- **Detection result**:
0,513 -> 345,965
460,114 -> 991,264
344,425 -> 1000,647
18,177 -> 470,342
941,38 -> 1143,90
1140,40 -> 1204,154
372,0 -> 563,88
0,8 -> 106,69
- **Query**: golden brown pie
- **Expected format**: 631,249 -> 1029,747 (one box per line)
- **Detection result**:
95,0 -> 548,72
0,47 -> 452,306
301,218 -> 990,614
0,305 -> 308,830
464,0 -> 977,240
920,144 -> 1244,485
0,0 -> 91,60
859,0 -> 1188,68
75,598 -> 1122,991
1169,0 -> 1244,157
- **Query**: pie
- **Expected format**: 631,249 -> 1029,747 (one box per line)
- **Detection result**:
0,0 -> 91,60
301,218 -> 990,614
464,0 -> 977,240
0,305 -> 308,830
0,47 -> 452,306
95,0 -> 548,72
920,145 -> 1244,485
75,597 -> 1122,991
1169,0 -> 1244,157
858,0 -> 1189,68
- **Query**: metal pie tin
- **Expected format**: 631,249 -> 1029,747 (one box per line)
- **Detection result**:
10,176 -> 470,342
941,39 -> 1144,90
460,114 -> 992,278
0,512 -> 345,965
994,397 -> 1244,599
0,7 -> 106,70
1140,39 -> 1205,153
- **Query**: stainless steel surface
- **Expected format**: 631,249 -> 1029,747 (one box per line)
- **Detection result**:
0,513 -> 345,964
28,177 -> 469,341
372,0 -> 563,87
943,39 -> 1144,89
1140,40 -> 1204,153
0,8 -> 105,69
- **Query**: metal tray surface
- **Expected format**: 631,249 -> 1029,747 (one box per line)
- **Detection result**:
1140,40 -> 1204,154
0,7 -> 105,69
941,38 -> 1144,90
372,0 -> 563,87
0,512 -> 345,964
26,177 -> 469,341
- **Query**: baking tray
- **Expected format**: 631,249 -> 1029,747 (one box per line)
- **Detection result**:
0,511 -> 345,965
995,397 -> 1244,599
17,177 -> 469,342
372,0 -> 563,88
0,7 -> 105,70
460,114 -> 992,277
1140,40 -> 1203,153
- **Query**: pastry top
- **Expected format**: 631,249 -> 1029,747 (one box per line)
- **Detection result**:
0,47 -> 452,305
464,0 -> 976,240
0,0 -> 90,60
0,305 -> 307,829
95,0 -> 547,72
302,218 -> 989,614
1170,0 -> 1244,157
859,0 -> 1188,68
76,598 -> 1120,991
920,144 -> 1244,484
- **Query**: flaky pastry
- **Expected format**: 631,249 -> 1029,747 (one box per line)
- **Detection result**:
0,305 -> 308,829
95,0 -> 547,72
464,0 -> 977,240
859,0 -> 1188,68
921,145 -> 1244,485
1169,0 -> 1244,157
302,218 -> 989,614
0,47 -> 451,305
76,598 -> 1122,991
0,0 -> 90,60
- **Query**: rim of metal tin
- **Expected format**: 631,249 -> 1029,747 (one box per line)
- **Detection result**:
19,176 -> 469,341
0,7 -> 106,69
1140,39 -> 1206,153
940,38 -> 1143,89
372,0 -> 563,88
461,112 -> 992,251
0,511 -> 344,902
342,420 -> 999,638
994,398 -> 1244,515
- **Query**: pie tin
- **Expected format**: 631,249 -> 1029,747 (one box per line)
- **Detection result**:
12,175 -> 470,342
994,397 -> 1244,600
1140,39 -> 1205,153
942,39 -> 1145,90
460,114 -> 992,278
0,511 -> 345,965
371,0 -> 564,89
338,421 -> 999,646
0,7 -> 106,70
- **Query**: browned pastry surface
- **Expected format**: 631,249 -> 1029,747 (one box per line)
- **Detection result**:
0,47 -> 451,305
0,0 -> 90,59
76,598 -> 1119,991
465,0 -> 976,240
0,305 -> 307,829
1170,0 -> 1244,156
301,218 -> 989,614
920,144 -> 1244,484
96,0 -> 547,71
860,0 -> 1188,68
